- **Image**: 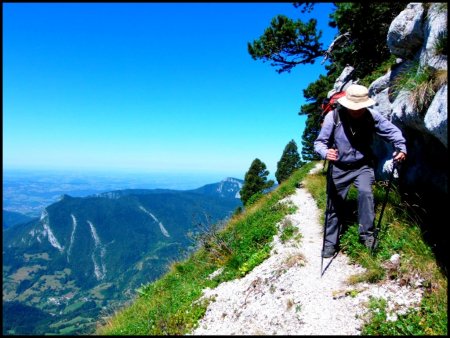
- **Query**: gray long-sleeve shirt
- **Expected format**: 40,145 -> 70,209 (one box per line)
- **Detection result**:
314,108 -> 407,164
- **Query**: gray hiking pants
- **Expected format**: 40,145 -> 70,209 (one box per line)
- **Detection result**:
325,164 -> 375,248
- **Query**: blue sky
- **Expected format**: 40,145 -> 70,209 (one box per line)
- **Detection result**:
3,2 -> 337,179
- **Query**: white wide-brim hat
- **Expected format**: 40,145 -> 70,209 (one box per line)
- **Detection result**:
337,84 -> 376,110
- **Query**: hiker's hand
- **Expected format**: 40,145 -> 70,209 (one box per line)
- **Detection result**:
326,148 -> 339,161
393,151 -> 406,163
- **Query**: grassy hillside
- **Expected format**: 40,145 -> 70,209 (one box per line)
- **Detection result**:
96,161 -> 447,335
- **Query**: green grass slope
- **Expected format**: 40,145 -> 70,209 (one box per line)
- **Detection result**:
96,161 -> 447,335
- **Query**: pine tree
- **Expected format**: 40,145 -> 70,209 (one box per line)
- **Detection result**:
240,158 -> 274,206
247,14 -> 324,74
275,140 -> 303,184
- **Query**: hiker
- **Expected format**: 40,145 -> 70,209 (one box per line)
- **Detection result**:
314,84 -> 407,258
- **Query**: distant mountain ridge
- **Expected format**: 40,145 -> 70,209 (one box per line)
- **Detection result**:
190,177 -> 243,199
2,210 -> 35,229
3,177 -> 243,335
92,177 -> 243,200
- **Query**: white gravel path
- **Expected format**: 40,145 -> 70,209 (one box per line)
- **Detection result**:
189,163 -> 424,335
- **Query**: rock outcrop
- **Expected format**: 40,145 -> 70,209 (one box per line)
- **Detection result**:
327,3 -> 447,264
331,3 -> 447,197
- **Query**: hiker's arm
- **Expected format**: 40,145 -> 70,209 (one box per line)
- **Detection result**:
314,113 -> 335,159
373,113 -> 407,155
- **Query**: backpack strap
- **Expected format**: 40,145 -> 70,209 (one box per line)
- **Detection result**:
323,108 -> 340,171
333,108 -> 340,126
329,108 -> 340,149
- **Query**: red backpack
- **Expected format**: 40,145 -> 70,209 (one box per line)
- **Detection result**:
321,91 -> 346,118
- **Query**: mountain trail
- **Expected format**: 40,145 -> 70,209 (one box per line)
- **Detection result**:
189,162 -> 424,335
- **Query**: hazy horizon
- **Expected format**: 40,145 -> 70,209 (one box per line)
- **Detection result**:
3,167 -> 248,217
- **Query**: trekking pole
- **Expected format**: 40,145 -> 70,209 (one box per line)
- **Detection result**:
321,161 -> 333,276
322,159 -> 327,174
371,160 -> 399,253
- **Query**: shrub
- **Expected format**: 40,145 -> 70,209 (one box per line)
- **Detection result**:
434,30 -> 447,56
392,61 -> 447,115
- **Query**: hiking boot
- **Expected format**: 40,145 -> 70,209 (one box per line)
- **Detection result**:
364,236 -> 378,250
322,245 -> 336,258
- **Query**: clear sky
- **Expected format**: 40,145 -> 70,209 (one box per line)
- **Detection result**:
3,2 -> 337,179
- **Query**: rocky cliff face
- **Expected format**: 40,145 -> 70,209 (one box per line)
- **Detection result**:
328,3 -> 447,263
330,3 -> 447,196
375,3 -> 447,195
